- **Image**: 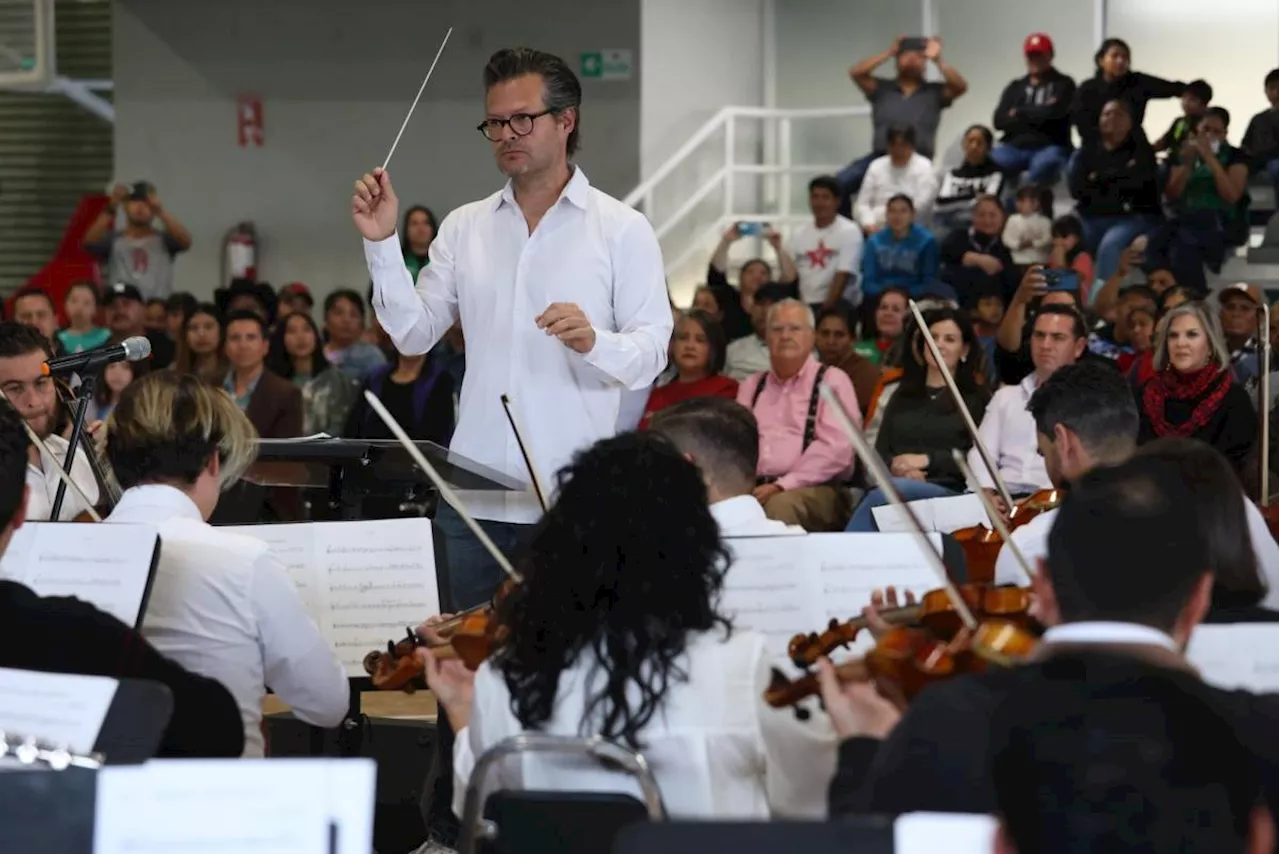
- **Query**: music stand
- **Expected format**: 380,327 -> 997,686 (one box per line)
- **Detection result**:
613,817 -> 895,854
94,678 -> 174,763
0,768 -> 97,854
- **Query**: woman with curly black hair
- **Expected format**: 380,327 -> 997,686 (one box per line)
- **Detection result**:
421,430 -> 808,819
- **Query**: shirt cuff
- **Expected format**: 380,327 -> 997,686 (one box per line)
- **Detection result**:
363,233 -> 404,271
579,327 -> 637,389
775,473 -> 809,492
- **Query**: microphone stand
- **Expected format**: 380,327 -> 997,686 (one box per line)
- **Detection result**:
51,373 -> 96,520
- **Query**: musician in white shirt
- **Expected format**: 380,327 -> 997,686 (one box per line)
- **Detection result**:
0,322 -> 99,521
420,433 -> 814,820
352,48 -> 672,615
104,373 -> 349,757
968,305 -> 1085,504
649,396 -> 805,537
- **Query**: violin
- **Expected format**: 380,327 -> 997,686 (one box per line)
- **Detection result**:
785,582 -> 1035,669
763,385 -> 1039,717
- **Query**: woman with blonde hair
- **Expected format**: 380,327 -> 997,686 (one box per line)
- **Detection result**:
1137,301 -> 1256,476
104,372 -> 348,756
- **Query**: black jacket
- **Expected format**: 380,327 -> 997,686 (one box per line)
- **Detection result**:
0,579 -> 245,758
1069,134 -> 1160,218
993,68 -> 1077,150
1073,71 -> 1184,148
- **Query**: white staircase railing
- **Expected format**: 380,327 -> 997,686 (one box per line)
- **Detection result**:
624,106 -> 871,304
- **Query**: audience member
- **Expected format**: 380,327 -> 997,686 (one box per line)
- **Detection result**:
164,292 -> 198,342
726,283 -> 788,382
1241,68 -> 1279,183
860,195 -> 939,323
1152,79 -> 1213,157
344,345 -> 455,447
57,282 -> 110,354
640,310 -> 738,427
940,195 -> 1016,305
788,176 -> 864,310
88,359 -> 147,423
1137,302 -> 1255,475
323,289 -> 388,381
1091,282 -> 1159,362
736,299 -> 859,531
707,224 -> 797,340
144,297 -> 168,335
841,36 -> 967,197
847,306 -> 990,531
277,283 -> 314,319
854,287 -> 909,367
934,125 -> 1005,233
82,181 -> 192,300
991,33 -> 1077,188
1072,38 -> 1183,150
266,312 -> 361,437
1046,216 -> 1095,304
12,287 -> 60,352
1002,186 -> 1053,269
969,305 -> 1086,503
854,125 -> 938,234
172,303 -> 226,386
994,267 -> 1085,384
691,286 -> 728,326
814,305 -> 880,414
103,282 -> 175,369
1218,283 -> 1264,387
1069,99 -> 1160,281
216,278 -> 277,326
1150,107 -> 1250,292
1117,302 -> 1156,380
400,205 -> 439,283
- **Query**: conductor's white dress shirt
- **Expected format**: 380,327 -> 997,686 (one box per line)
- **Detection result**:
107,485 -> 349,756
365,167 -> 673,524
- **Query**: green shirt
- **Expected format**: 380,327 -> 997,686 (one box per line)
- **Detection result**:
1178,144 -> 1247,216
56,327 -> 111,354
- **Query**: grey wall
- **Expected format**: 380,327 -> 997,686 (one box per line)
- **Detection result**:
113,0 -> 641,302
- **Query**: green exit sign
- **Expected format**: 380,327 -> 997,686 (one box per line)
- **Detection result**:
579,49 -> 633,81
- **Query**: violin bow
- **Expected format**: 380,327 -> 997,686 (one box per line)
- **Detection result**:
362,391 -> 524,584
907,300 -> 1015,514
952,449 -> 1035,585
0,390 -> 101,521
818,383 -> 978,631
1258,302 -> 1271,505
500,394 -> 550,514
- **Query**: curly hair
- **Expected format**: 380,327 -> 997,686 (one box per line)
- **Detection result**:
493,431 -> 733,749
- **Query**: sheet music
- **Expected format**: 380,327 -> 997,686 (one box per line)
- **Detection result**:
1186,624 -> 1280,693
723,533 -> 949,656
0,522 -> 158,628
94,758 -> 377,854
0,667 -> 117,754
226,519 -> 439,676
895,812 -> 997,853
873,493 -> 986,533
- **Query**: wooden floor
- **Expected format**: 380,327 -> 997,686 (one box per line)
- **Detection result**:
263,690 -> 438,721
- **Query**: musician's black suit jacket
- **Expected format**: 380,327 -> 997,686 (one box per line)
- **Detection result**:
828,646 -> 1279,821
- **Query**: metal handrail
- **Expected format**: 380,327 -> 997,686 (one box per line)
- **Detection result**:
458,732 -> 666,854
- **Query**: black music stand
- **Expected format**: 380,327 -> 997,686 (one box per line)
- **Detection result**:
50,373 -> 96,520
94,678 -> 175,763
613,817 -> 896,853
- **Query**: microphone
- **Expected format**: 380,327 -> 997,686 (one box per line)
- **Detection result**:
42,336 -> 152,377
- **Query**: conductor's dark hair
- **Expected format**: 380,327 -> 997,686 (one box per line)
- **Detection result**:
0,401 -> 29,531
484,48 -> 583,157
1047,456 -> 1209,630
1026,361 -> 1137,462
494,431 -> 732,749
0,320 -> 53,360
650,396 -> 759,496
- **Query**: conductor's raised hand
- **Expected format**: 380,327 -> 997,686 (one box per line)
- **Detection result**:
536,303 -> 597,354
351,167 -> 400,242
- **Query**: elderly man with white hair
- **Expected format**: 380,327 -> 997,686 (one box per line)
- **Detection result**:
735,298 -> 861,531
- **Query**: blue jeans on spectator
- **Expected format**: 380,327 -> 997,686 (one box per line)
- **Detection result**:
990,144 -> 1072,187
845,479 -> 958,532
1146,208 -> 1229,295
1080,214 -> 1156,281
434,502 -> 535,612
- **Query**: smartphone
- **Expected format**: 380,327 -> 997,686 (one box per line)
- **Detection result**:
900,37 -> 928,53
1043,270 -> 1079,292
737,222 -> 764,237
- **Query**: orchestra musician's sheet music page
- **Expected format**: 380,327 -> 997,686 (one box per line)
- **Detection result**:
0,667 -> 117,754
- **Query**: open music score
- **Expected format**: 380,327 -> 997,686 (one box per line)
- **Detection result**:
0,522 -> 159,629
225,519 -> 440,676
1186,624 -> 1280,693
722,533 -> 945,655
93,758 -> 376,854
0,667 -> 117,755
872,493 -> 988,534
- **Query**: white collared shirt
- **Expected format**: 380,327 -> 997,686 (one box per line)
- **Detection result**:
453,630 -> 824,820
712,495 -> 807,537
25,434 -> 99,521
1041,621 -> 1179,651
106,485 -> 348,757
995,499 -> 1279,611
365,168 -> 672,524
967,374 -> 1051,495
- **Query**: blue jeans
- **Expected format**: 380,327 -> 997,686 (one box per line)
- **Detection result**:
1081,214 -> 1156,281
845,479 -> 958,532
1266,158 -> 1279,187
990,144 -> 1072,186
434,502 -> 535,612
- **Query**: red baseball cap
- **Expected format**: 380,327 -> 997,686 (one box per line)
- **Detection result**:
1024,33 -> 1054,56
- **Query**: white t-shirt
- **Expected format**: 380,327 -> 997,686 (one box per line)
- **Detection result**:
789,215 -> 864,306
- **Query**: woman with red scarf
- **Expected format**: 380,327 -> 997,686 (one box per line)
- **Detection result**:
1137,302 -> 1256,476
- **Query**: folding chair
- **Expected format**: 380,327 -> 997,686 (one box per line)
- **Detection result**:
457,733 -> 665,854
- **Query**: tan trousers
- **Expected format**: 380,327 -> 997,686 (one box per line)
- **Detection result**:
762,485 -> 854,532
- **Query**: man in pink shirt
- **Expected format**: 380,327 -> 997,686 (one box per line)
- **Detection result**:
736,299 -> 862,531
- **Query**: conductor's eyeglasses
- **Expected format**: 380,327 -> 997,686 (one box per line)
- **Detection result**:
476,109 -> 554,141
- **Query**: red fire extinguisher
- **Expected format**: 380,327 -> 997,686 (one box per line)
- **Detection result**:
222,222 -> 258,284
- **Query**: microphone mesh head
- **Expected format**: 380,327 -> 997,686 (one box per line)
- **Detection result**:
122,336 -> 153,361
